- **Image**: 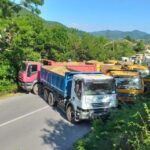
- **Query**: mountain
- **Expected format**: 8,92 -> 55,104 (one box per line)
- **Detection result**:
18,8 -> 150,42
17,8 -> 65,27
90,30 -> 150,42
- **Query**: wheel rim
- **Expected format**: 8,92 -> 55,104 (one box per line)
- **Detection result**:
48,93 -> 53,106
33,84 -> 38,94
67,107 -> 74,122
44,89 -> 48,101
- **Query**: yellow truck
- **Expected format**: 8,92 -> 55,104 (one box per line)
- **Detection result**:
100,64 -> 122,74
107,70 -> 144,103
124,64 -> 150,89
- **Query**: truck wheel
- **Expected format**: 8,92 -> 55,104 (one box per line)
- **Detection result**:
43,89 -> 48,101
38,83 -> 43,96
66,106 -> 75,123
33,83 -> 39,95
47,92 -> 55,106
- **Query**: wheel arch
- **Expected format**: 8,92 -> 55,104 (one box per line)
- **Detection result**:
32,80 -> 39,90
65,102 -> 75,111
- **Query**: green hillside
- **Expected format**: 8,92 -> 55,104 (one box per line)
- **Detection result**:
91,30 -> 150,42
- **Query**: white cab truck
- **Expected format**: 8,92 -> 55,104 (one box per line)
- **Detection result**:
40,66 -> 117,123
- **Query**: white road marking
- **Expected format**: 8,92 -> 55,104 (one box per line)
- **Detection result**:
0,106 -> 49,128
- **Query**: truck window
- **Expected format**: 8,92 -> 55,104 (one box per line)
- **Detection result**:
75,81 -> 82,99
27,65 -> 37,76
31,65 -> 37,72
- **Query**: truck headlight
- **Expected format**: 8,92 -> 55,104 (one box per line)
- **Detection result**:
101,97 -> 110,103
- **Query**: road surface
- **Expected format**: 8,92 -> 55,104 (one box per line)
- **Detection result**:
0,94 -> 90,150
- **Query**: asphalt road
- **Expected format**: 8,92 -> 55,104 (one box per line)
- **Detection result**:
0,94 -> 90,150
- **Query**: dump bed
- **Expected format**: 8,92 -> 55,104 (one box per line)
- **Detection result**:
40,66 -> 100,98
67,64 -> 96,72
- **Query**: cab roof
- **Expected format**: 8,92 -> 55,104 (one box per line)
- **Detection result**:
23,61 -> 41,65
74,74 -> 113,81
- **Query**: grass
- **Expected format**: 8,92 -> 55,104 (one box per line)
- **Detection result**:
0,92 -> 24,100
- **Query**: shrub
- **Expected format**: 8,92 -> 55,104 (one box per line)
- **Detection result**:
74,97 -> 150,150
0,80 -> 17,95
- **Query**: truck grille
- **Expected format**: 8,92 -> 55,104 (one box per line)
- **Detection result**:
93,108 -> 109,113
92,102 -> 110,108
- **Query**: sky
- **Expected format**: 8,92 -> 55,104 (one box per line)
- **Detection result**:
38,0 -> 150,33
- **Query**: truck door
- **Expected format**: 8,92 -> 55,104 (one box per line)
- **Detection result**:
27,64 -> 38,82
71,80 -> 82,108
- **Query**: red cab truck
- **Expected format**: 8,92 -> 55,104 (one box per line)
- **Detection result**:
18,61 -> 41,94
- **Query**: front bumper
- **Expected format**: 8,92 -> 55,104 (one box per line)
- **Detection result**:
18,82 -> 33,91
76,107 -> 109,120
117,93 -> 140,103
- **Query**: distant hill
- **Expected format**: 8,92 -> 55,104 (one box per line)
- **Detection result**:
17,7 -> 87,38
90,30 -> 150,42
18,8 -> 150,42
17,8 -> 65,27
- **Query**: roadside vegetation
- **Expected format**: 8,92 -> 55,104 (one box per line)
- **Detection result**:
74,94 -> 150,150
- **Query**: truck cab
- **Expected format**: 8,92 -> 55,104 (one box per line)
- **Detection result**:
18,61 -> 41,94
69,74 -> 117,121
107,70 -> 144,102
124,64 -> 150,89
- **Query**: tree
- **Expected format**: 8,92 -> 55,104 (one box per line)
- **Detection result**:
0,0 -> 44,18
124,35 -> 135,42
134,40 -> 145,52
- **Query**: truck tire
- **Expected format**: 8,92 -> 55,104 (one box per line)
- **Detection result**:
47,92 -> 55,106
43,89 -> 48,102
33,83 -> 39,95
66,106 -> 75,123
38,83 -> 43,96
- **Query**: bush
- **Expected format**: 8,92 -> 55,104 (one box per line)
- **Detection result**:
0,80 -> 17,95
74,97 -> 150,150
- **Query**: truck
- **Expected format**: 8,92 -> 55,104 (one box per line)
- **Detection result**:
81,63 -> 144,103
18,61 -> 117,122
123,64 -> 150,90
40,66 -> 117,122
107,70 -> 144,103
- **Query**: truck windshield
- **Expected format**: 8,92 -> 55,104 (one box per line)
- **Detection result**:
21,63 -> 27,71
115,77 -> 143,90
136,69 -> 150,78
84,80 -> 115,95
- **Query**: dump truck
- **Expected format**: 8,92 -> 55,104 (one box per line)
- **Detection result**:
124,64 -> 150,89
100,64 -> 122,74
18,61 -> 96,94
40,66 -> 117,122
107,70 -> 144,102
